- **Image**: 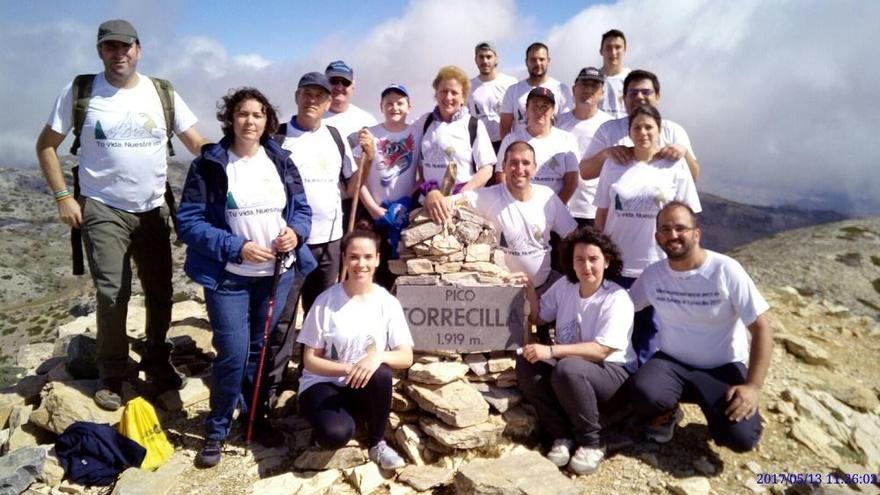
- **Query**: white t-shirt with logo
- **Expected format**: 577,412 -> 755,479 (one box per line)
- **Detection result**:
462,184 -> 576,287
280,121 -> 357,244
495,127 -> 579,195
469,73 -> 518,142
323,104 -> 379,147
584,117 -> 697,162
47,72 -> 198,212
540,278 -> 636,366
352,124 -> 420,204
598,68 -> 631,119
417,109 -> 496,187
500,77 -> 573,133
297,283 -> 414,393
556,110 -> 615,219
222,147 -> 288,277
629,250 -> 770,369
594,158 -> 701,278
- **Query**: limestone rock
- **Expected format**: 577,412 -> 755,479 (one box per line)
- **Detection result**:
0,446 -> 46,495
491,250 -> 508,271
251,472 -> 303,494
668,477 -> 711,495
388,259 -> 408,276
495,369 -> 517,388
344,462 -> 387,495
111,456 -> 187,495
782,388 -> 850,443
778,334 -> 831,366
463,262 -> 504,275
454,220 -> 483,245
411,242 -> 431,256
454,450 -> 579,495
502,406 -> 538,439
393,423 -> 432,466
826,383 -> 879,412
38,449 -> 64,487
434,261 -> 463,274
391,390 -> 417,412
398,464 -> 455,492
419,416 -> 503,450
407,362 -> 470,385
465,244 -> 491,262
402,222 -> 443,247
395,275 -> 440,286
406,259 -> 435,275
850,413 -> 880,471
440,272 -> 483,286
16,344 -> 55,374
157,375 -> 210,411
294,445 -> 367,470
29,381 -> 124,435
0,391 -> 25,429
429,234 -> 462,256
405,381 -> 489,427
296,469 -> 343,494
477,385 -> 521,413
167,318 -> 215,358
487,354 -> 515,373
790,418 -> 842,464
464,354 -> 489,376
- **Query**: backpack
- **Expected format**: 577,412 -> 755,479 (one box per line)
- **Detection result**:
67,74 -> 179,276
422,113 -> 479,174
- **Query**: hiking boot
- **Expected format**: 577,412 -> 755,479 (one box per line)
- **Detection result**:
568,446 -> 605,475
195,439 -> 223,468
250,420 -> 285,448
546,438 -> 575,467
646,406 -> 684,444
94,377 -> 123,411
369,440 -> 406,470
140,342 -> 187,391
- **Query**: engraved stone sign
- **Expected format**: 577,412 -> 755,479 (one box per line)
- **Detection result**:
396,285 -> 527,352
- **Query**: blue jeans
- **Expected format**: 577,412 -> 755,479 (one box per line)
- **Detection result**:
203,269 -> 294,441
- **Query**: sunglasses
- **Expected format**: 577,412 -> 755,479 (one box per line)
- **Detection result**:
626,88 -> 655,97
329,77 -> 352,87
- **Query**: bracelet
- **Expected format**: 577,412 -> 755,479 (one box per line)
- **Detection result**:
54,190 -> 72,202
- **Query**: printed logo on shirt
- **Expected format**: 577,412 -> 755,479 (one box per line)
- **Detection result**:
378,134 -> 416,187
612,183 -> 672,219
94,112 -> 164,148
555,318 -> 578,344
327,333 -> 377,364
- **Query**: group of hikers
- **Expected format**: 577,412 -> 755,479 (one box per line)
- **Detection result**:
35,19 -> 772,476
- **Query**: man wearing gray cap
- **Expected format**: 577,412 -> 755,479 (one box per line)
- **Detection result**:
556,67 -> 614,227
468,42 -> 517,152
323,60 -> 378,146
272,72 -> 358,398
35,20 -> 206,410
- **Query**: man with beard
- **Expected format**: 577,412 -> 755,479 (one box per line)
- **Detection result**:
628,202 -> 771,452
499,42 -> 572,140
468,41 -> 517,152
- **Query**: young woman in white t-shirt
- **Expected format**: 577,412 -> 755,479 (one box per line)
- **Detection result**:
296,229 -> 414,470
517,227 -> 635,475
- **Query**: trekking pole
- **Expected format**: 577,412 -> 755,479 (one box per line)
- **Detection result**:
339,131 -> 373,282
246,252 -> 284,444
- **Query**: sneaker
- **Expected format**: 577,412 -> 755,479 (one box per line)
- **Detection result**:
646,407 -> 684,444
546,438 -> 575,467
568,446 -> 605,475
369,440 -> 406,470
94,378 -> 123,411
195,439 -> 223,468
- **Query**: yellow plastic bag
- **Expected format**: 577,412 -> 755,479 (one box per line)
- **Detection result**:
118,397 -> 174,470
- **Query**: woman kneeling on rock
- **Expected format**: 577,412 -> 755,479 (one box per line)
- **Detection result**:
516,227 -> 636,475
297,229 -> 414,470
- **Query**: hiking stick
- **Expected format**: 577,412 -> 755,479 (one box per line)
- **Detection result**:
246,252 -> 284,444
339,137 -> 373,281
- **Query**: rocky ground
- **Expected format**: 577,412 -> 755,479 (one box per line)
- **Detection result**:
1,217 -> 879,494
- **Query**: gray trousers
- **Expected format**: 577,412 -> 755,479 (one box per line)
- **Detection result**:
517,355 -> 629,447
80,197 -> 173,379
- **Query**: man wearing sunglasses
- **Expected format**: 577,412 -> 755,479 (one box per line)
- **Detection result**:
578,69 -> 700,182
323,60 -> 378,146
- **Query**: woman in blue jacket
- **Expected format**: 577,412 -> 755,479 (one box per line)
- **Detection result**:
177,87 -> 315,468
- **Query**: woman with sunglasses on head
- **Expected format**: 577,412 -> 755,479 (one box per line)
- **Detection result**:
517,227 -> 636,475
177,87 -> 315,468
296,228 -> 413,471
593,104 -> 701,366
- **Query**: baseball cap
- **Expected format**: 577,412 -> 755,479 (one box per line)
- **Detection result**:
97,19 -> 138,45
381,84 -> 409,98
298,72 -> 332,93
474,41 -> 498,54
325,60 -> 354,82
526,87 -> 556,105
575,67 -> 605,84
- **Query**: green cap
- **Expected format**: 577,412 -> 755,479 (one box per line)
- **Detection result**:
97,19 -> 138,45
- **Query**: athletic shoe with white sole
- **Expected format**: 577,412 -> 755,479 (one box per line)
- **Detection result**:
546,438 -> 575,467
568,446 -> 605,475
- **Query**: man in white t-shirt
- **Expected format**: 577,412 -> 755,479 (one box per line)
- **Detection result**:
580,70 -> 701,182
322,60 -> 378,146
499,42 -> 573,140
597,29 -> 631,119
629,202 -> 771,452
35,19 -> 206,410
274,72 -> 358,387
468,41 -> 517,152
555,67 -> 614,226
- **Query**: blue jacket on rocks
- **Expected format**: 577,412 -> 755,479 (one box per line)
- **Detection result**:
177,136 -> 317,289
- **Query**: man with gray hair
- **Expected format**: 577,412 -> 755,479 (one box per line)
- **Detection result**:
468,41 -> 517,152
323,60 -> 378,145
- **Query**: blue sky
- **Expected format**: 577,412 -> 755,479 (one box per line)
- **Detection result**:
1,0 -> 878,214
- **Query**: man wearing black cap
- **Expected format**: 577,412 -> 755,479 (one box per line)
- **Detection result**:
556,67 -> 614,227
323,60 -> 378,146
272,72 -> 358,395
35,19 -> 205,411
468,42 -> 517,152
